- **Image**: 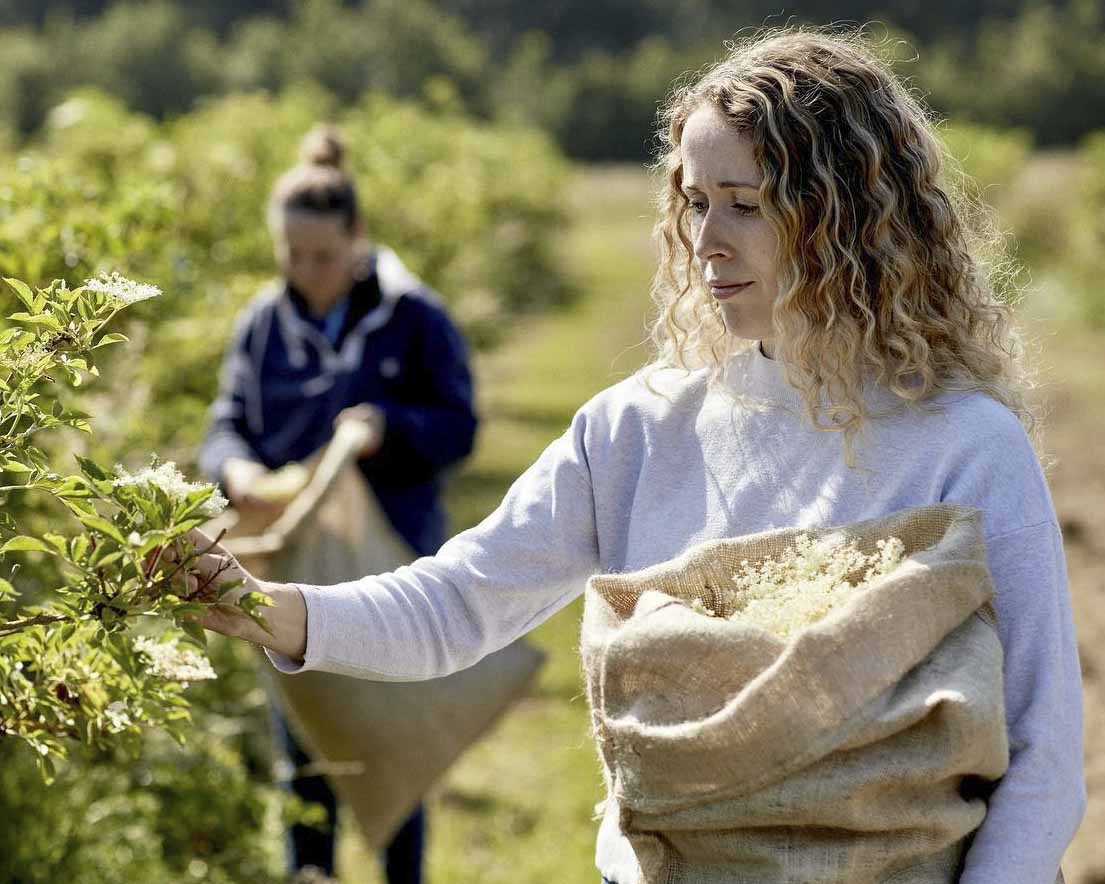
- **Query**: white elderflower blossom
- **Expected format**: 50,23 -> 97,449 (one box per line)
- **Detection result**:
13,342 -> 50,373
83,272 -> 162,305
691,534 -> 906,639
104,700 -> 133,733
134,636 -> 217,682
113,460 -> 227,519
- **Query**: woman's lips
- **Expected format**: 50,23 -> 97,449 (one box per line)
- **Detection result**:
709,281 -> 752,300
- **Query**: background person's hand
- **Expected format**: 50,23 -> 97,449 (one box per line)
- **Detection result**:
222,457 -> 288,515
334,402 -> 386,456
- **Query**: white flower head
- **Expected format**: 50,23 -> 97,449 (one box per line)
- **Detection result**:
13,342 -> 50,372
83,272 -> 161,305
134,636 -> 217,682
113,459 -> 227,520
104,700 -> 133,732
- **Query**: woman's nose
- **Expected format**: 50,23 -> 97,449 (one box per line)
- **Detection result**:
693,211 -> 733,262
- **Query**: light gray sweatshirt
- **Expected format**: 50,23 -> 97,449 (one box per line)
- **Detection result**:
270,345 -> 1084,883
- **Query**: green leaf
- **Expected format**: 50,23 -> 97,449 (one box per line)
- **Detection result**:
75,512 -> 127,545
238,591 -> 275,611
3,278 -> 35,310
93,332 -> 128,348
0,460 -> 32,473
138,532 -> 172,557
69,534 -> 90,561
58,497 -> 96,518
8,330 -> 35,349
9,312 -> 62,330
54,284 -> 80,304
89,548 -> 123,570
42,533 -> 68,556
0,578 -> 16,600
238,591 -> 275,635
1,536 -> 51,554
216,577 -> 244,599
180,618 -> 208,648
74,455 -> 111,482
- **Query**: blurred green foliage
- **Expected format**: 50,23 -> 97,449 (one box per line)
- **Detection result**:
0,85 -> 570,464
1065,134 -> 1105,326
936,121 -> 1105,326
941,122 -> 1034,193
3,0 -> 1105,160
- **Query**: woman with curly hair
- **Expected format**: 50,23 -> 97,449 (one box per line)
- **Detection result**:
191,28 -> 1083,883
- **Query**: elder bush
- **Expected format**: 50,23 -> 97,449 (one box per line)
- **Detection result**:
0,276 -> 305,883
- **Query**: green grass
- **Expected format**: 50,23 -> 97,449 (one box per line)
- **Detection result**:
337,164 -> 657,883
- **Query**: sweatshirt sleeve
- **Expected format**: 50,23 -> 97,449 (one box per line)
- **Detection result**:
958,520 -> 1085,884
365,298 -> 477,482
266,404 -> 601,680
198,308 -> 264,486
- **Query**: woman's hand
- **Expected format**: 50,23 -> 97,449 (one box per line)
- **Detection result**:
159,529 -> 309,662
334,403 -> 385,457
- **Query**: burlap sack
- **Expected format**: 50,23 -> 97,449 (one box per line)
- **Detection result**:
206,423 -> 545,848
581,504 -> 1031,884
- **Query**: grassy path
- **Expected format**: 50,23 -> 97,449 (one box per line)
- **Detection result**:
339,165 -> 658,883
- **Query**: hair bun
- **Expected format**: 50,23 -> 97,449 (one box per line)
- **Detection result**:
299,124 -> 345,169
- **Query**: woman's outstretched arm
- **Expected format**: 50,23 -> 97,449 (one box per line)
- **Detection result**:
194,403 -> 603,681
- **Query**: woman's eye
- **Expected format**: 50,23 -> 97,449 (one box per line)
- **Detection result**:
688,200 -> 707,216
732,202 -> 759,217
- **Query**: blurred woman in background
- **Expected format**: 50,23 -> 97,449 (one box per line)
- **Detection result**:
199,125 -> 478,883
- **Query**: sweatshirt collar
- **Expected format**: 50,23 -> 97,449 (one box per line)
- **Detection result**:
724,342 -> 800,405
725,342 -> 905,415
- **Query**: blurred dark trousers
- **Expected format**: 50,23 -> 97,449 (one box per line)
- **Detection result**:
274,709 -> 426,882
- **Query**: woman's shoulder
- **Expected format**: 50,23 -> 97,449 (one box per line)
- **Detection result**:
584,365 -> 710,416
915,390 -> 1055,538
569,365 -> 712,447
925,388 -> 1034,450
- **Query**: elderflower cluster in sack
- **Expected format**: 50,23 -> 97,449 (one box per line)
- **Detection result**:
691,534 -> 906,638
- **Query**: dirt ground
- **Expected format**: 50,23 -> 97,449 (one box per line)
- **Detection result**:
1036,324 -> 1105,883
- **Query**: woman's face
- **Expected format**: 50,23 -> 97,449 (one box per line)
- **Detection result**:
680,103 -> 780,356
273,210 -> 358,315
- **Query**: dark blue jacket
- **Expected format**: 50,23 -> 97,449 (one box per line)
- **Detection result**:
199,247 -> 478,556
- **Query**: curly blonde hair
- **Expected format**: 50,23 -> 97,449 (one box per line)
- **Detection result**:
648,27 -> 1034,445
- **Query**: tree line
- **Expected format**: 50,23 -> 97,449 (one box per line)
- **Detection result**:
1,0 -> 1103,159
